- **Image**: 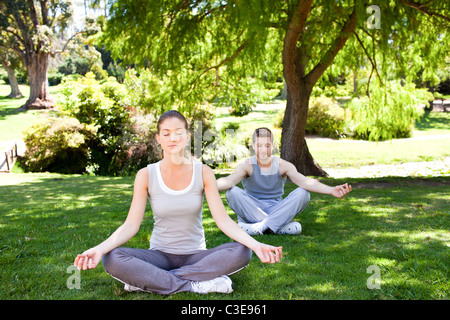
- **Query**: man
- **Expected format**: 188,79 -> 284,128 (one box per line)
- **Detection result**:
216,127 -> 352,236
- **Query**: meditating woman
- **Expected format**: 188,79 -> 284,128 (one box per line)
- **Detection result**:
74,110 -> 282,295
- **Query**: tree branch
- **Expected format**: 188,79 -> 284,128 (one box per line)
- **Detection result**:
50,31 -> 81,57
27,0 -> 40,27
40,0 -> 49,26
352,30 -> 383,90
401,0 -> 450,23
282,0 -> 314,90
189,39 -> 249,88
305,8 -> 357,87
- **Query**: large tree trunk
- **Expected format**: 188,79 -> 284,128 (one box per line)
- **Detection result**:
23,51 -> 54,109
280,0 -> 327,177
280,79 -> 328,177
280,4 -> 356,176
4,64 -> 24,98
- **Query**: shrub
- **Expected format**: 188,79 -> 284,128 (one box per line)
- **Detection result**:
113,111 -> 160,175
18,118 -> 97,174
51,70 -> 217,175
106,61 -> 125,83
2,69 -> 28,84
48,72 -> 65,86
58,72 -> 130,175
57,56 -> 91,76
90,63 -> 108,81
229,99 -> 254,117
202,126 -> 250,168
347,80 -> 426,141
273,109 -> 284,129
273,97 -> 348,139
306,97 -> 348,138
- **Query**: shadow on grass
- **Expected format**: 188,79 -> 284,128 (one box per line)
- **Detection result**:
0,174 -> 448,299
415,110 -> 450,132
0,95 -> 28,120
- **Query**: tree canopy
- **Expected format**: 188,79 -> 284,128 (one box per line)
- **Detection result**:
100,0 -> 449,175
0,0 -> 73,108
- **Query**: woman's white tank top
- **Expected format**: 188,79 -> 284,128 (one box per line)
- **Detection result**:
147,160 -> 206,254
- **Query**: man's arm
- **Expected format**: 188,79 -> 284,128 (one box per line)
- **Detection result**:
281,159 -> 351,198
216,162 -> 250,191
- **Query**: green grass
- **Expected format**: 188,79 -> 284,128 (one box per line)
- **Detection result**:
307,136 -> 450,168
0,83 -> 60,142
214,103 -> 450,169
0,173 -> 448,300
0,84 -> 449,300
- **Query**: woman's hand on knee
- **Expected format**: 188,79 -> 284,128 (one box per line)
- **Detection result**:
74,247 -> 103,270
253,243 -> 283,264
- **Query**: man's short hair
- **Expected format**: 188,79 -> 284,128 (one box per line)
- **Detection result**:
252,127 -> 274,143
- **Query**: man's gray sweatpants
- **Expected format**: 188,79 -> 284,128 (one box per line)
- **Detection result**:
102,242 -> 252,295
226,186 -> 310,233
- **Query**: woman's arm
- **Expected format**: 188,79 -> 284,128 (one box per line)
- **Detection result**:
203,165 -> 282,264
74,168 -> 149,270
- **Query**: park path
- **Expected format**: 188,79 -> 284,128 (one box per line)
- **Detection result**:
324,156 -> 450,178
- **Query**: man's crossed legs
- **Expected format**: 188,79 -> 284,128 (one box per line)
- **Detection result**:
226,187 -> 310,235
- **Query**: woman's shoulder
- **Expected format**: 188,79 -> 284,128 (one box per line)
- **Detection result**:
201,163 -> 214,175
133,167 -> 149,189
136,166 -> 149,179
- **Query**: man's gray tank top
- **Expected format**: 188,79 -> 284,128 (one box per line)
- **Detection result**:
147,160 -> 206,254
242,156 -> 286,201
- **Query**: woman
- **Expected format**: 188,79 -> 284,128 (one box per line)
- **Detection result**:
74,110 -> 282,295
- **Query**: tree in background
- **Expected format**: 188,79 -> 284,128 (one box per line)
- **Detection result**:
0,45 -> 24,98
89,1 -> 450,175
0,0 -> 73,109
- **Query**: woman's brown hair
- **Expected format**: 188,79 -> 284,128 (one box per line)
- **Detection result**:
156,110 -> 188,133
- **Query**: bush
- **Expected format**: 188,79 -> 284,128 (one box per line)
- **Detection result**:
2,69 -> 28,85
229,99 -> 254,117
38,70 -> 217,175
306,97 -> 348,138
106,61 -> 125,83
273,97 -> 348,139
347,80 -> 426,141
113,111 -> 160,175
202,126 -> 250,168
90,63 -> 108,81
58,72 -> 130,175
48,72 -> 65,86
57,56 -> 91,76
18,118 -> 97,174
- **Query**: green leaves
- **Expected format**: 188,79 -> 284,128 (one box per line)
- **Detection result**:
347,80 -> 427,141
101,0 -> 284,110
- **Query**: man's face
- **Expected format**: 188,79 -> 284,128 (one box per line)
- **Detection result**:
253,136 -> 273,164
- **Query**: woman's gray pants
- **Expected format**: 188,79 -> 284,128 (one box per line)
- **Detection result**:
102,242 -> 252,295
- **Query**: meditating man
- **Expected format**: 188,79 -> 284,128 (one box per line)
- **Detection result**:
217,127 -> 352,236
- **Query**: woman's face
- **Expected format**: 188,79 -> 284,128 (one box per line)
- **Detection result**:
156,117 -> 190,156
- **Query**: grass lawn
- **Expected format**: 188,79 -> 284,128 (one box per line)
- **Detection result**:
0,83 -> 448,301
0,83 -> 60,143
213,103 -> 450,169
0,173 -> 448,300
